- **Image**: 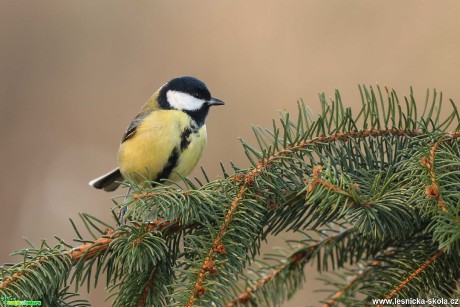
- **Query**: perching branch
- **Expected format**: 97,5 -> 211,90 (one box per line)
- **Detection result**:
1,85 -> 459,306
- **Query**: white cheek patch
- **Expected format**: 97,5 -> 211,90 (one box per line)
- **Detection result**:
167,90 -> 205,111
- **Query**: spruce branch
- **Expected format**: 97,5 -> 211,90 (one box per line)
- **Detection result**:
322,264 -> 377,307
0,218 -> 181,295
186,184 -> 249,307
225,233 -> 339,306
379,249 -> 445,306
422,132 -> 460,212
1,85 -> 459,306
137,269 -> 157,307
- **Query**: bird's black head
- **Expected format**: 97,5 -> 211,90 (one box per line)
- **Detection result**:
158,76 -> 224,126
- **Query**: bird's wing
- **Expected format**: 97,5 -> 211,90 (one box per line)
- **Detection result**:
121,91 -> 162,143
121,111 -> 151,143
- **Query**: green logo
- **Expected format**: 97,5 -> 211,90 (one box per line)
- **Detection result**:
0,296 -> 41,306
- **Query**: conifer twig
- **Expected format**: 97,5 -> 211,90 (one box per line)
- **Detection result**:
226,262 -> 287,307
323,275 -> 359,307
0,219 -> 179,291
377,249 -> 445,307
422,132 -> 460,212
137,268 -> 157,307
226,235 -> 342,306
323,262 -> 378,307
225,251 -> 306,306
187,183 -> 250,306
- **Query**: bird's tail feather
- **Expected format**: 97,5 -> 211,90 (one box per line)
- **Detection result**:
89,168 -> 123,192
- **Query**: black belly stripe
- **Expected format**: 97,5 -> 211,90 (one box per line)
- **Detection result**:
155,148 -> 180,181
156,124 -> 199,181
180,128 -> 192,150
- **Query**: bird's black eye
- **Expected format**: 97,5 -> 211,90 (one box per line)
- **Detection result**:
193,93 -> 200,98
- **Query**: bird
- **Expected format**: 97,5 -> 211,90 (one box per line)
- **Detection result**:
89,76 -> 224,192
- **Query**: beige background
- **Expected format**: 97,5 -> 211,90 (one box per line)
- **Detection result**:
1,1 -> 459,306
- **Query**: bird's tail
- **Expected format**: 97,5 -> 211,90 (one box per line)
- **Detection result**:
89,168 -> 124,191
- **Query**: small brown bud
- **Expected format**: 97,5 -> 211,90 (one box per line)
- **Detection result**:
213,244 -> 227,254
195,285 -> 206,298
420,157 -> 430,167
312,165 -> 323,178
425,184 -> 439,198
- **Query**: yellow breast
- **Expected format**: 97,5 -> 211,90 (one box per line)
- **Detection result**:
117,110 -> 207,185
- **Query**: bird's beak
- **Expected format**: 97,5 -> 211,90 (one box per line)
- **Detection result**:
207,97 -> 225,106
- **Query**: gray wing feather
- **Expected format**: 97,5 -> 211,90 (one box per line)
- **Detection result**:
121,112 -> 151,143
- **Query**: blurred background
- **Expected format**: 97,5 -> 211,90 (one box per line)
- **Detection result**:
1,1 -> 460,306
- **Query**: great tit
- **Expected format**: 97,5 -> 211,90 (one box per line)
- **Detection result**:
89,76 -> 224,191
